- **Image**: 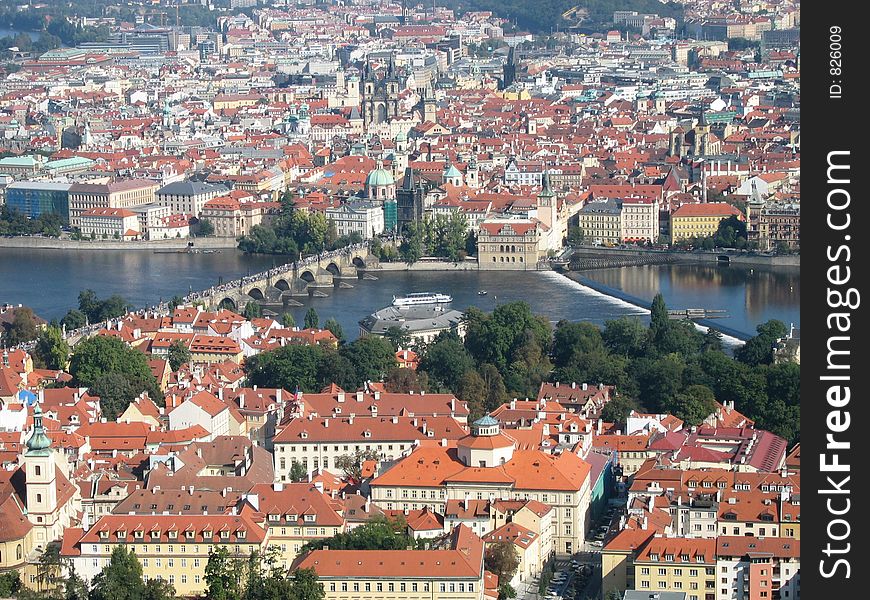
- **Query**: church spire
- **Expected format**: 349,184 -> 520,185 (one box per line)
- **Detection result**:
26,403 -> 52,454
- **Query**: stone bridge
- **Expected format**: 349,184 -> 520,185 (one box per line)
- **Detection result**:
187,244 -> 378,312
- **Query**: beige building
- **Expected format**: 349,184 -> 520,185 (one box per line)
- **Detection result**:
79,207 -> 141,239
62,514 -> 267,596
477,219 -> 547,270
68,179 -> 159,228
294,524 -> 486,600
370,416 -> 593,556
579,199 -> 622,245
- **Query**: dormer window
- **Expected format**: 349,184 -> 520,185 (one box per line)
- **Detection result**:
237,530 -> 246,539
185,530 -> 196,539
150,531 -> 161,540
300,431 -> 308,439
650,554 -> 659,561
134,531 -> 144,539
304,514 -> 316,522
681,554 -> 689,562
268,514 -> 280,522
665,554 -> 674,561
168,530 -> 178,539
99,530 -> 109,539
203,530 -> 212,538
363,430 -> 371,438
117,530 -> 126,539
220,530 -> 230,539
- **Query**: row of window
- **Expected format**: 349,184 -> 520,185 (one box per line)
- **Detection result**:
325,581 -> 475,593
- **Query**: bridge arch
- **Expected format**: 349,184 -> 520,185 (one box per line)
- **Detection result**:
218,297 -> 237,310
352,256 -> 366,269
247,288 -> 265,300
274,279 -> 290,291
300,270 -> 316,284
325,262 -> 341,277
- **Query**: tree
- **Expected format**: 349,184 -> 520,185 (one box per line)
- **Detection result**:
244,344 -> 324,392
285,568 -> 325,600
334,448 -> 381,482
735,320 -> 787,366
340,336 -> 396,386
602,317 -> 647,357
168,295 -> 185,311
702,328 -> 724,352
33,326 -> 69,370
323,317 -> 344,342
567,225 -> 585,246
301,516 -> 414,553
289,461 -> 308,482
600,395 -> 639,427
167,340 -> 191,371
204,546 -> 242,600
91,546 -> 175,600
418,337 -> 474,391
69,336 -> 161,418
384,366 -> 423,393
382,325 -> 412,351
666,384 -> 717,426
485,541 -> 521,586
456,370 -> 488,421
399,221 -> 425,264
197,218 -> 215,237
315,350 -> 358,391
5,306 -> 38,345
60,309 -> 87,330
553,321 -> 604,368
281,312 -> 296,328
304,307 -> 320,329
649,293 -> 669,337
0,571 -> 21,597
243,302 -> 263,320
498,583 -> 517,600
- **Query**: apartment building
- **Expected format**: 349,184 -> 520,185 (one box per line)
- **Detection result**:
68,179 -> 159,228
633,537 -> 718,600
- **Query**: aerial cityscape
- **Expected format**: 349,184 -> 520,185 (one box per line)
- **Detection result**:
0,1 -> 800,599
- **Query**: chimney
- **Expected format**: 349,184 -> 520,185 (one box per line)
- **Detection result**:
464,496 -> 469,510
323,419 -> 329,428
273,482 -> 283,492
441,438 -> 447,447
596,420 -> 602,435
253,385 -> 258,391
314,481 -> 324,493
582,383 -> 588,391
348,414 -> 354,425
391,416 -> 398,424
571,382 -> 576,389
238,393 -> 244,408
356,391 -> 364,402
374,391 -> 381,400
365,497 -> 371,512
189,486 -> 194,495
337,392 -> 345,403
276,389 -> 282,403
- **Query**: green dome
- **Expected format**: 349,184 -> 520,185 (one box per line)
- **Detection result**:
366,161 -> 395,187
26,403 -> 52,453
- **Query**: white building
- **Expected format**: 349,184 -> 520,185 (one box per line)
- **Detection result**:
155,181 -> 228,218
325,200 -> 385,239
79,207 -> 141,239
168,391 -> 231,442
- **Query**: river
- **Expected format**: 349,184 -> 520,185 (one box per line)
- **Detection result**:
0,248 -> 798,342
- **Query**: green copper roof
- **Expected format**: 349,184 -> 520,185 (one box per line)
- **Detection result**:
366,164 -> 395,187
26,403 -> 52,453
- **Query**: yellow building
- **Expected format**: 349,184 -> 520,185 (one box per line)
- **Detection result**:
243,482 -> 344,569
294,524 -> 485,600
62,514 -> 268,597
633,537 -> 717,599
670,202 -> 744,242
601,529 -> 656,598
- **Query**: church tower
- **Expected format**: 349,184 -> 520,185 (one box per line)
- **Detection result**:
24,403 -> 69,546
465,154 -> 480,189
537,170 -> 558,232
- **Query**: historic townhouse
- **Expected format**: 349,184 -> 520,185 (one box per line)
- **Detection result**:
370,416 -> 592,556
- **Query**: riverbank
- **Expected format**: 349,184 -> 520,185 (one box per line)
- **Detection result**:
374,259 -> 480,271
570,246 -> 800,268
0,236 -> 240,250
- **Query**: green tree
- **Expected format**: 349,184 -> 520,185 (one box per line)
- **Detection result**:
334,448 -> 381,481
167,340 -> 192,372
90,546 -> 175,600
167,295 -> 185,311
204,546 -> 243,600
197,218 -> 215,237
567,225 -> 585,246
0,570 -> 21,597
301,516 -> 414,553
5,306 -> 38,345
498,583 -> 517,600
552,320 -> 604,368
33,326 -> 69,370
69,336 -> 161,418
484,541 -> 521,586
244,302 -> 263,320
702,328 -> 724,352
666,384 -> 717,426
323,317 -> 345,342
456,370 -> 488,422
735,320 -> 787,366
382,325 -> 412,351
600,395 -> 639,427
340,336 -> 396,385
399,221 -> 425,264
315,350 -> 359,391
281,312 -> 296,328
60,309 -> 88,330
289,461 -> 308,482
244,344 -> 324,392
602,317 -> 647,357
304,307 -> 320,330
418,337 -> 474,391
384,366 -> 425,393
